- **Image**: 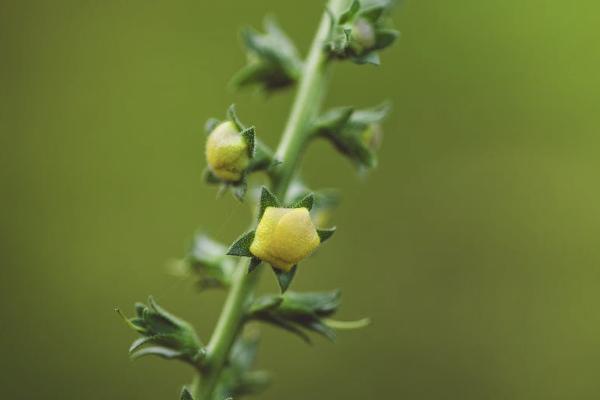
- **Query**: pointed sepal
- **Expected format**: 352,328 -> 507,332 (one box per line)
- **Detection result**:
258,186 -> 281,220
317,227 -> 336,243
273,265 -> 297,293
227,230 -> 256,257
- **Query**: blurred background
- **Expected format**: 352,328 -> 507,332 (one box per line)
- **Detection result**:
2,0 -> 599,399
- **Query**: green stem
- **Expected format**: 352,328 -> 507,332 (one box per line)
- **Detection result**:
195,1 -> 346,398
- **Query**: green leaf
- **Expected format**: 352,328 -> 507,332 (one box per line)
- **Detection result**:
260,313 -> 311,343
317,227 -> 336,243
313,106 -> 354,135
339,0 -> 361,24
249,294 -> 283,314
304,318 -> 337,341
353,51 -> 380,65
227,104 -> 245,131
374,29 -> 399,50
273,265 -> 297,293
258,186 -> 281,220
202,168 -> 221,184
130,346 -> 183,361
359,5 -> 386,22
290,192 -> 314,210
280,290 -> 341,316
205,118 -> 220,135
248,257 -> 261,273
227,230 -> 255,257
180,387 -> 195,400
240,126 -> 256,157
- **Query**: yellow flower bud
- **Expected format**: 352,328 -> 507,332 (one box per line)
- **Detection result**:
205,121 -> 250,182
250,207 -> 321,272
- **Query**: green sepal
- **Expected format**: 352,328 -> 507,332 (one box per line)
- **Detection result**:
168,233 -> 236,291
273,265 -> 297,293
232,17 -> 302,93
317,227 -> 336,243
247,140 -> 274,173
258,186 -> 281,220
117,297 -> 204,367
339,0 -> 361,24
316,102 -> 390,171
227,104 -> 245,131
359,4 -> 387,22
248,257 -> 261,273
227,230 -> 256,257
311,106 -> 354,134
180,387 -> 195,400
249,294 -> 283,314
352,52 -> 380,65
374,29 -> 399,50
240,126 -> 256,157
204,118 -> 220,135
248,290 -> 349,343
290,192 -> 314,211
202,168 -> 221,185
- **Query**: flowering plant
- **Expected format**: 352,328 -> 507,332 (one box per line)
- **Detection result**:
117,1 -> 398,398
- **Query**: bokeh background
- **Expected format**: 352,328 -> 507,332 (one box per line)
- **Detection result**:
2,0 -> 599,399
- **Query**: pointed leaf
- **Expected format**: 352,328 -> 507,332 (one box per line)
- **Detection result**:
258,186 -> 281,220
130,346 -> 184,361
360,5 -> 386,22
249,257 -> 262,273
273,265 -> 297,293
202,168 -> 221,184
305,318 -> 337,342
260,314 -> 311,343
180,388 -> 195,400
250,294 -> 283,314
374,29 -> 399,50
240,126 -> 256,157
227,230 -> 255,257
227,104 -> 245,131
353,52 -> 380,65
291,193 -> 314,210
317,227 -> 336,243
339,0 -> 361,24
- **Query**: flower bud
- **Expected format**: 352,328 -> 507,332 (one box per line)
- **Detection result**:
351,18 -> 376,54
250,207 -> 320,272
206,121 -> 250,182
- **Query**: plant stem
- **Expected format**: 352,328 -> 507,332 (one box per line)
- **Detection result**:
196,1 -> 346,398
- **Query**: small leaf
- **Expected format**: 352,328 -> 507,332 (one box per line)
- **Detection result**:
249,294 -> 283,314
205,118 -> 220,135
359,5 -> 386,22
290,193 -> 314,211
273,265 -> 297,293
339,0 -> 361,24
227,104 -> 245,131
240,126 -> 256,157
260,313 -> 311,343
130,346 -> 184,361
202,168 -> 221,184
227,230 -> 256,257
180,387 -> 195,400
353,51 -> 380,65
258,186 -> 281,220
317,227 -> 336,243
374,29 -> 399,50
304,318 -> 337,342
314,107 -> 354,134
249,257 -> 261,273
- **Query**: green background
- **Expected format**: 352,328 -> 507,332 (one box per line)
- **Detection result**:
2,0 -> 599,399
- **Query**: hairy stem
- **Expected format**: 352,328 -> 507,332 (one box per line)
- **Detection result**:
195,1 -> 346,398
